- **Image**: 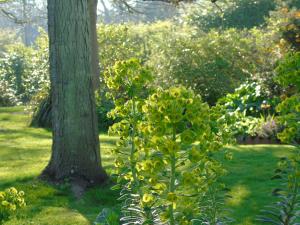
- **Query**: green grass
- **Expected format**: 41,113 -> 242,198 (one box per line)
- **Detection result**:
220,144 -> 296,224
0,106 -> 298,224
0,106 -> 119,225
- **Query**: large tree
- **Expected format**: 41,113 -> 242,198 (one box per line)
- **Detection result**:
41,0 -> 107,186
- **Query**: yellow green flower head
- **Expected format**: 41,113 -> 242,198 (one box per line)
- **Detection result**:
142,193 -> 154,203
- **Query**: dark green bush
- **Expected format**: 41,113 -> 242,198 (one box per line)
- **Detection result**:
182,0 -> 277,31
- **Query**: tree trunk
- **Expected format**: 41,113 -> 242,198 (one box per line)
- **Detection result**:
22,0 -> 31,46
41,0 -> 107,185
88,0 -> 100,90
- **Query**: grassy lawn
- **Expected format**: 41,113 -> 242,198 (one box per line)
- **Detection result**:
0,106 -> 298,224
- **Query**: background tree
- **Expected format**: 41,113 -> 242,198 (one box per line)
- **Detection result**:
0,0 -> 47,45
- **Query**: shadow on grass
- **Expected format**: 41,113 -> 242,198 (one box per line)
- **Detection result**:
1,175 -> 120,224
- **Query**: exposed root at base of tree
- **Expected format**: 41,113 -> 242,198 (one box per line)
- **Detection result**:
39,168 -> 109,198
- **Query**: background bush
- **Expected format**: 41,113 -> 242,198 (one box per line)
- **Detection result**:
0,31 -> 49,106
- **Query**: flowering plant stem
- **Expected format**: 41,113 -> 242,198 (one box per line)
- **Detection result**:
169,124 -> 176,225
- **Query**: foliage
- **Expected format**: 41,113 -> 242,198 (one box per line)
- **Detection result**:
276,95 -> 300,144
280,10 -> 300,51
275,52 -> 300,144
137,86 -> 234,223
148,29 -> 259,104
25,20 -> 283,123
106,58 -> 233,223
255,115 -> 281,139
218,81 -> 279,117
181,0 -> 276,31
229,113 -> 259,138
0,187 -> 26,223
98,24 -> 147,71
218,81 -> 281,140
95,92 -> 115,131
225,112 -> 280,140
275,52 -> 300,91
0,30 -> 20,54
105,59 -> 155,224
0,30 -> 49,106
0,75 -> 19,106
197,185 -> 233,224
98,22 -> 279,105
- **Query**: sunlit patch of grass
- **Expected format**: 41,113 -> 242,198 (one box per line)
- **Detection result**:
227,185 -> 250,206
7,207 -> 90,225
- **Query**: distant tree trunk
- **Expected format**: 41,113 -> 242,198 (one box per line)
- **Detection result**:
41,0 -> 107,185
99,0 -> 111,23
22,0 -> 31,46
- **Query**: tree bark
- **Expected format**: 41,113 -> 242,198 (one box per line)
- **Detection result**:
41,0 -> 107,185
88,0 -> 101,90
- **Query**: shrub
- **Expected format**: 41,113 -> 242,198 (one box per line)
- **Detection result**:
0,31 -> 49,106
0,187 -> 26,223
98,23 -> 276,105
255,115 -> 281,139
106,59 -> 233,224
276,94 -> 300,144
281,10 -> 300,51
0,76 -> 19,106
181,0 -> 276,31
137,86 -> 233,223
148,28 -> 276,104
105,59 -> 155,223
275,52 -> 300,91
218,81 -> 279,117
275,52 -> 300,144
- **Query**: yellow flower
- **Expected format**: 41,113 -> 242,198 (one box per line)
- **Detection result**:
138,175 -> 144,181
114,158 -> 124,168
153,183 -> 167,194
142,193 -> 154,203
9,204 -> 16,211
169,87 -> 181,98
124,172 -> 133,181
8,187 -> 18,195
2,200 -> 9,206
0,192 -> 5,200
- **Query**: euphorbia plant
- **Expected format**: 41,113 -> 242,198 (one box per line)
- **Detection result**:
0,187 -> 26,223
106,59 -> 232,224
104,58 -> 156,223
137,86 -> 233,224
